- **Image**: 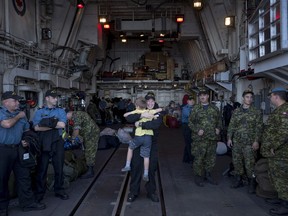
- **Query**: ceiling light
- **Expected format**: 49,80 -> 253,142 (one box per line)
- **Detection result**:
224,16 -> 235,27
121,38 -> 127,43
103,24 -> 110,29
160,33 -> 165,37
176,14 -> 184,23
193,0 -> 202,9
119,32 -> 125,37
140,33 -> 145,37
99,17 -> 107,23
77,0 -> 85,9
140,39 -> 145,43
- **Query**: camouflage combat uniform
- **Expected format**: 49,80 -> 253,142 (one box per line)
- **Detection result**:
189,104 -> 221,176
87,102 -> 100,123
72,111 -> 100,166
227,105 -> 262,178
261,102 -> 288,201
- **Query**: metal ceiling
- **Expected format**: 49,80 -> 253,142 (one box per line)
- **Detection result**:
89,0 -> 188,21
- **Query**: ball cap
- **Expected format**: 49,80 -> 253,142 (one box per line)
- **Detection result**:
1,91 -> 23,101
188,95 -> 195,100
198,88 -> 209,95
268,87 -> 287,95
45,89 -> 58,97
145,91 -> 155,100
242,89 -> 254,97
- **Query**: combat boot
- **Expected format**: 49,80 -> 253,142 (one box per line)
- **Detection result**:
206,172 -> 218,185
269,200 -> 288,216
248,177 -> 257,194
80,166 -> 94,179
194,175 -> 204,187
231,175 -> 243,188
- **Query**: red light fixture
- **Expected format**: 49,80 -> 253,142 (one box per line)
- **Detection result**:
103,24 -> 110,29
158,39 -> 164,43
77,0 -> 85,9
176,14 -> 184,23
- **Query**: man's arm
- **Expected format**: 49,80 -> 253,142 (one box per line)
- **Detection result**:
124,110 -> 137,117
141,113 -> 163,130
125,113 -> 141,123
0,111 -> 26,128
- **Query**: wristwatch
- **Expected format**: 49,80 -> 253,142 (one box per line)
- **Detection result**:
138,122 -> 142,127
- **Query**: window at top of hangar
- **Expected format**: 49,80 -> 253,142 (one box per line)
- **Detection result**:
248,0 -> 287,62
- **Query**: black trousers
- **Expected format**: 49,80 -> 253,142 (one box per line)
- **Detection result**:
130,136 -> 159,196
35,139 -> 65,201
182,123 -> 193,163
0,146 -> 35,210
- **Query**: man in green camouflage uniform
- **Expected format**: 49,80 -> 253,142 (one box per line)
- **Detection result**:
260,87 -> 288,216
86,100 -> 100,124
189,88 -> 221,186
66,110 -> 100,179
227,90 -> 262,193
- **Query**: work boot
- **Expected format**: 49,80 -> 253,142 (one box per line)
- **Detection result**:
22,202 -> 46,212
116,128 -> 132,144
248,177 -> 257,194
80,166 -> 94,179
0,209 -> 7,216
147,193 -> 159,202
231,175 -> 243,188
265,198 -> 282,206
269,201 -> 288,216
206,172 -> 218,185
194,175 -> 204,187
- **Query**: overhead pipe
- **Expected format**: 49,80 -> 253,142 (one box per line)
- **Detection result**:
0,44 -> 71,72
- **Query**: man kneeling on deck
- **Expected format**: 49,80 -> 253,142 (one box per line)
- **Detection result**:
66,110 -> 100,179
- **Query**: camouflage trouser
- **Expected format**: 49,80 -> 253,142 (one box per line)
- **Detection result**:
192,139 -> 217,176
84,133 -> 99,166
232,142 -> 256,178
268,158 -> 288,201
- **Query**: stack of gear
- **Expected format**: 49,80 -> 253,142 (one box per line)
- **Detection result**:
63,136 -> 83,150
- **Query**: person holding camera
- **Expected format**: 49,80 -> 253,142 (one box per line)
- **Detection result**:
32,90 -> 68,202
0,91 -> 45,215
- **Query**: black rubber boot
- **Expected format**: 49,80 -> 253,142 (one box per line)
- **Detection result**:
231,175 -> 243,188
269,200 -> 288,216
248,177 -> 257,194
206,172 -> 218,185
265,198 -> 282,206
194,175 -> 204,187
80,166 -> 94,179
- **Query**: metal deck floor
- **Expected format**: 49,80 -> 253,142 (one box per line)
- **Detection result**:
9,125 -> 272,216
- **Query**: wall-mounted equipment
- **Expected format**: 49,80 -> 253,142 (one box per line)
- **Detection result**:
42,28 -> 52,40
